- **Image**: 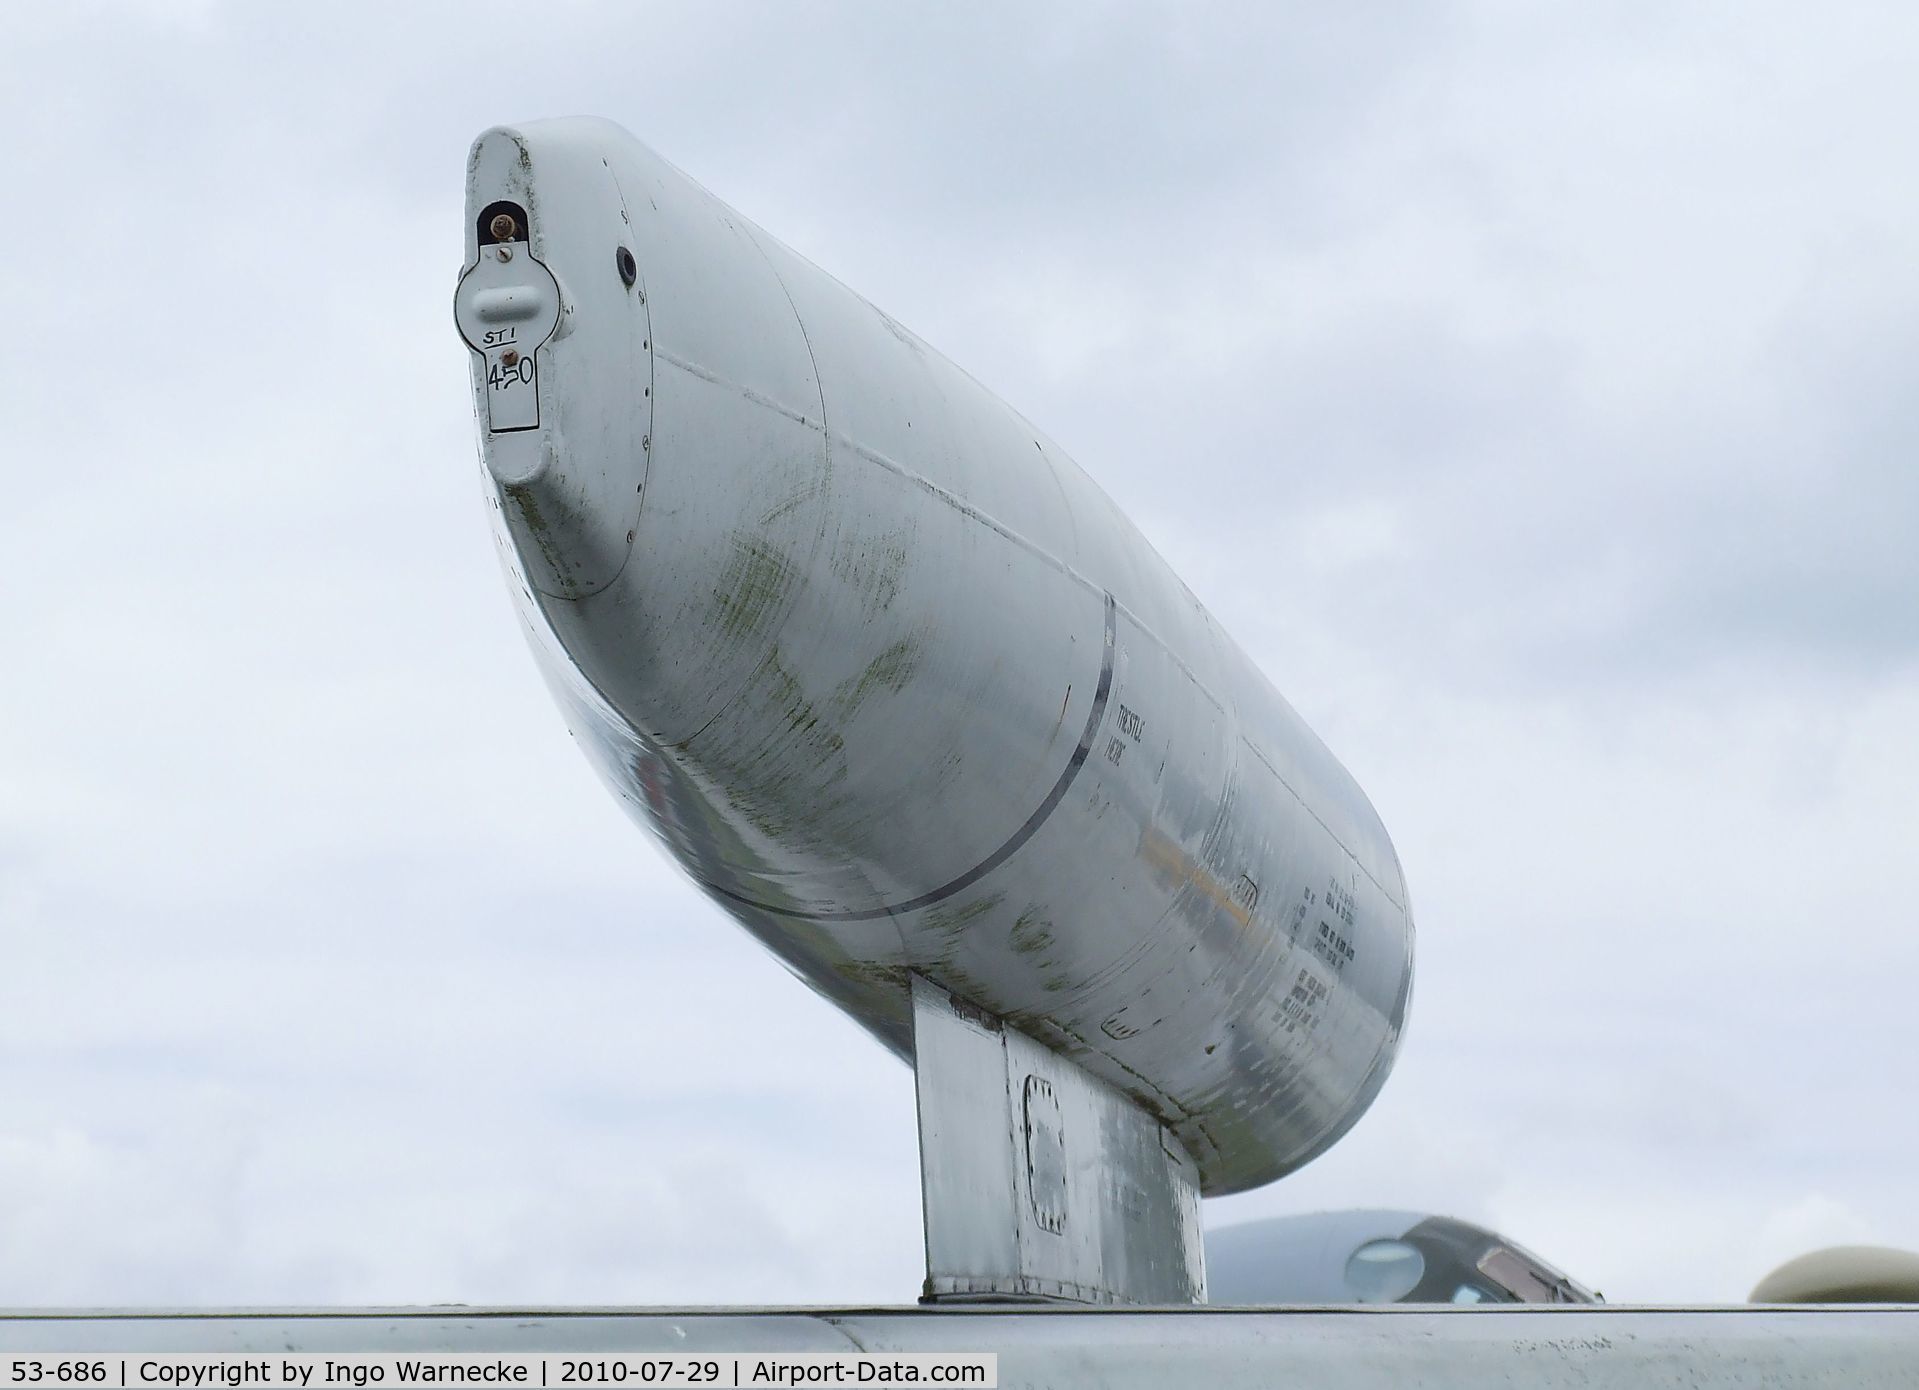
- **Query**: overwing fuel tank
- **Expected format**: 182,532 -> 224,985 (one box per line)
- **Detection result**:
453,118 -> 1415,1197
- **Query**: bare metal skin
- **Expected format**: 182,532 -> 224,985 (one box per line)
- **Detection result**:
7,1308 -> 1919,1387
455,118 -> 1414,1197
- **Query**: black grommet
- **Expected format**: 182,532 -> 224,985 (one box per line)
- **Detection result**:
616,247 -> 637,288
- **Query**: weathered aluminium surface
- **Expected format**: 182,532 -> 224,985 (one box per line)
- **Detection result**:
5,1307 -> 1917,1388
453,119 -> 1414,1200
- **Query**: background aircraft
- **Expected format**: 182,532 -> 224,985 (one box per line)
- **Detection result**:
1207,1211 -> 1600,1305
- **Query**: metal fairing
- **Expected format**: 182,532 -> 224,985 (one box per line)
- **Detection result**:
454,118 -> 1416,1199
911,976 -> 1206,1305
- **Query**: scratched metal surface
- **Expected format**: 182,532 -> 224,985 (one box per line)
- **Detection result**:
453,118 -> 1416,1196
5,1308 -> 1917,1387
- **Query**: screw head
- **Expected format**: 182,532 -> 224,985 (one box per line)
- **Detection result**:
489,212 -> 519,241
501,349 -> 520,367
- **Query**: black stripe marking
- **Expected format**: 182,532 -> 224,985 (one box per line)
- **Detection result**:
706,591 -> 1118,923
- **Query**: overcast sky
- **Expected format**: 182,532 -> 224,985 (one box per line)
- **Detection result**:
3,2 -> 1916,1307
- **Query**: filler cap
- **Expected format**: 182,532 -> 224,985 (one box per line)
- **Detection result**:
454,203 -> 563,436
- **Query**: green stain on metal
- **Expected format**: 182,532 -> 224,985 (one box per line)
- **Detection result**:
694,645 -> 852,844
763,649 -> 845,758
759,479 -> 828,527
503,480 -> 581,594
713,534 -> 797,642
1010,909 -> 1055,958
923,892 -> 1006,950
830,534 -> 912,614
835,635 -> 922,715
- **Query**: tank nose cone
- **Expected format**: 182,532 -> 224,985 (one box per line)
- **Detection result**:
455,123 -> 652,600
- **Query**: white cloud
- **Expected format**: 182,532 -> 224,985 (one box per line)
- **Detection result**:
4,1 -> 1916,1307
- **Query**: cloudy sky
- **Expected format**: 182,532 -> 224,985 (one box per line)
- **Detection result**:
4,2 -> 1916,1307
